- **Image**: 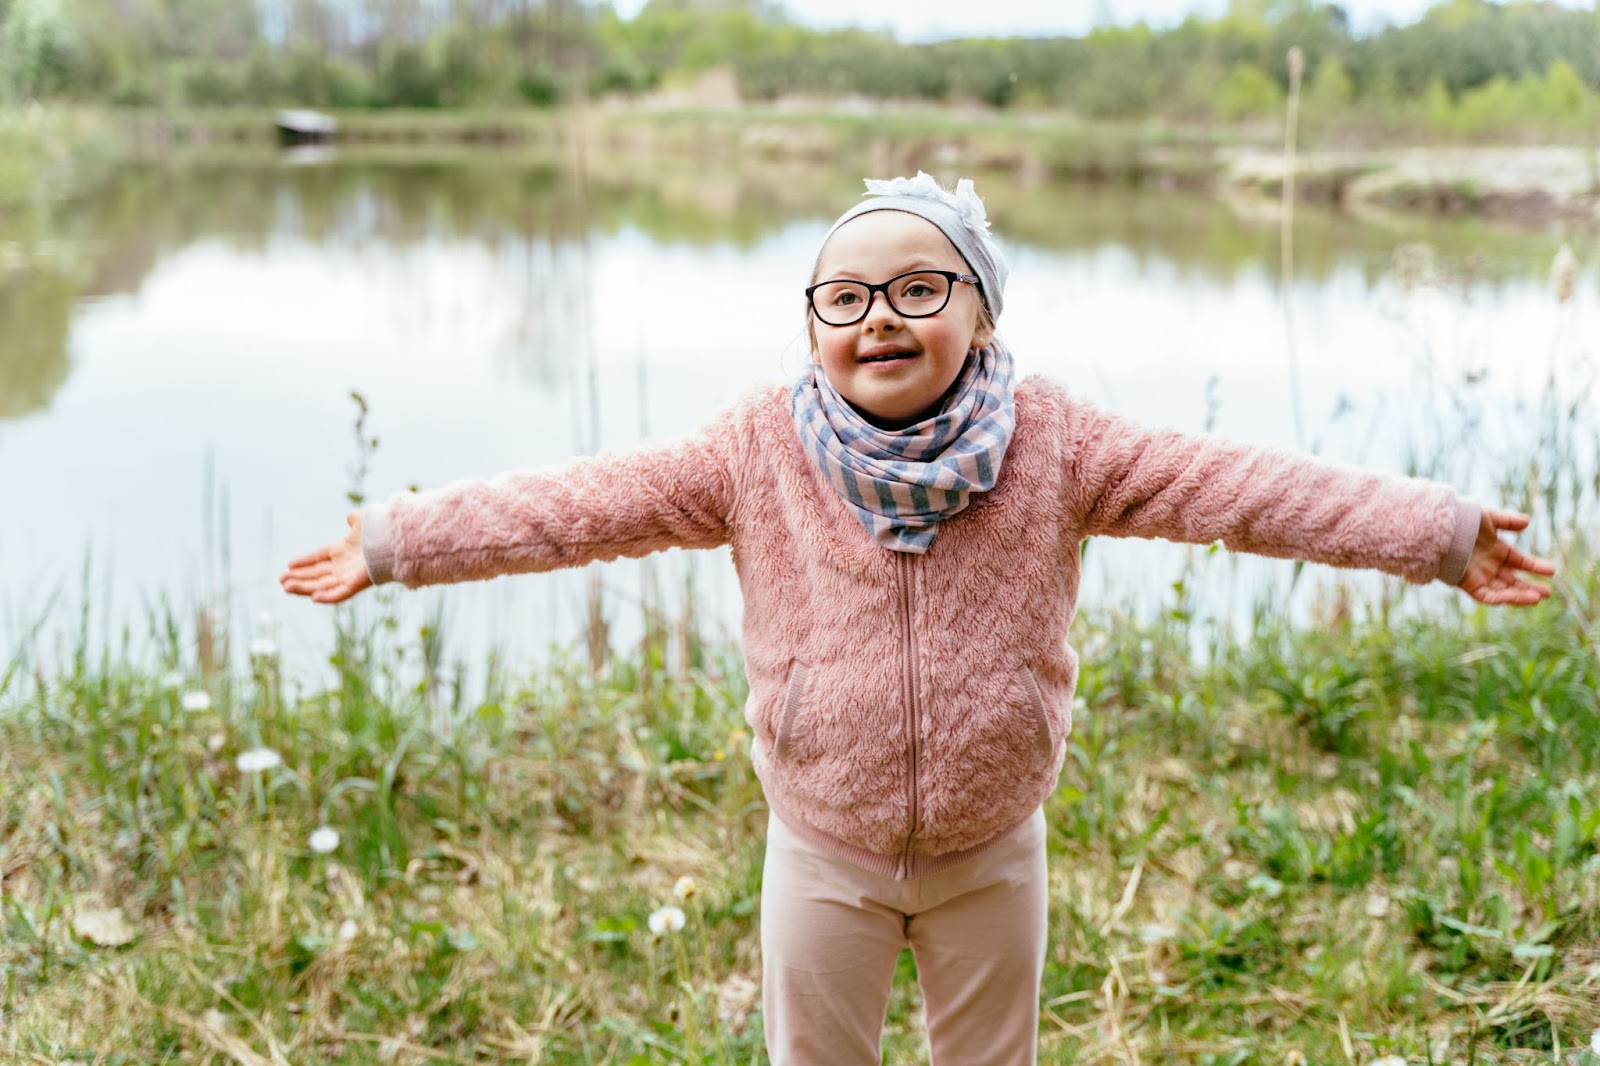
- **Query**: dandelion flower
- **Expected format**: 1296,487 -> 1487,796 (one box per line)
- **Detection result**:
673,875 -> 697,901
1370,1057 -> 1408,1066
1590,1029 -> 1600,1055
180,690 -> 213,712
648,905 -> 686,936
309,826 -> 340,854
338,918 -> 359,942
249,637 -> 278,659
235,748 -> 282,773
160,671 -> 184,691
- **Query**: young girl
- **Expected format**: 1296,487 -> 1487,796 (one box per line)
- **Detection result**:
280,172 -> 1556,1064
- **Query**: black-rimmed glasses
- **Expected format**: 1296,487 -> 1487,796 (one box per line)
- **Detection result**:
806,269 -> 980,327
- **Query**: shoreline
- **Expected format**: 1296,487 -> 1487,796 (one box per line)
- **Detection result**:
153,106 -> 1600,226
8,104 -> 1599,226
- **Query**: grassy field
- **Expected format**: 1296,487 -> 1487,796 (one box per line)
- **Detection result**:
2,549 -> 1599,1063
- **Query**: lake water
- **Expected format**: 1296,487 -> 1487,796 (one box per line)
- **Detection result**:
2,147 -> 1595,692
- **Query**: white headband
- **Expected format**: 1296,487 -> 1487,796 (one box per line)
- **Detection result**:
821,171 -> 1010,321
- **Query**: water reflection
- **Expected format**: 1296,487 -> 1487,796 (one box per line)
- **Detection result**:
0,268 -> 75,419
0,146 -> 1593,687
3,148 -> 1585,421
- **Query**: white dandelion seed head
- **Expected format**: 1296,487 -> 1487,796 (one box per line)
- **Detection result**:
1590,1028 -> 1600,1056
207,732 -> 226,754
160,671 -> 185,691
235,748 -> 283,773
673,875 -> 697,902
249,637 -> 279,659
338,918 -> 359,942
309,827 -> 340,854
1370,1056 -> 1409,1066
180,690 -> 213,712
648,905 -> 686,936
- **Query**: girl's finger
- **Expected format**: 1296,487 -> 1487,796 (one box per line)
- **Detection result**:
1485,509 -> 1530,531
282,563 -> 325,586
1511,551 -> 1557,576
286,546 -> 333,568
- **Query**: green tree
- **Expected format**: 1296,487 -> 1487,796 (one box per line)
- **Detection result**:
1306,55 -> 1353,110
1423,75 -> 1454,132
1217,60 -> 1283,120
1538,58 -> 1587,122
0,0 -> 76,99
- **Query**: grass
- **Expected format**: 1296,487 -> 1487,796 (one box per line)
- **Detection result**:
2,550 -> 1599,1063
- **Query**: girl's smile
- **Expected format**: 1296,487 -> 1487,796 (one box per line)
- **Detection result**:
858,342 -> 920,366
810,211 -> 991,428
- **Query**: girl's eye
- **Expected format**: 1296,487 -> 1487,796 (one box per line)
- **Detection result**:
901,282 -> 935,298
829,289 -> 861,306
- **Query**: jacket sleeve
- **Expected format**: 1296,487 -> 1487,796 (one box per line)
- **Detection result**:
1064,403 -> 1479,586
359,404 -> 744,589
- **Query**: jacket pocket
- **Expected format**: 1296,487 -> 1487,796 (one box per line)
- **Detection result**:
1021,666 -> 1056,761
773,661 -> 811,762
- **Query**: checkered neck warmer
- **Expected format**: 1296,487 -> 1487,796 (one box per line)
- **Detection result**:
790,342 -> 1017,554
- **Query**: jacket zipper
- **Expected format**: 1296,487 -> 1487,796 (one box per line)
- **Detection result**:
898,551 -> 921,879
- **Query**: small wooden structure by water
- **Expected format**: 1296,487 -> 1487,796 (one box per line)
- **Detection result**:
275,110 -> 338,147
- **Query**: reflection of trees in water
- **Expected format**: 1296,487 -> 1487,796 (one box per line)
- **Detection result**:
61,149 -> 1568,288
0,150 -> 1568,421
0,268 -> 77,420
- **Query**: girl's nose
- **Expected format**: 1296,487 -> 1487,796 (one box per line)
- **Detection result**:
861,290 -> 901,329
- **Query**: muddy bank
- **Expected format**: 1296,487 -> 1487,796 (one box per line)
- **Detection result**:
1225,145 -> 1600,224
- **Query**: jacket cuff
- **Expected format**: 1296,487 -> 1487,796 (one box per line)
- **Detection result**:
1440,498 -> 1480,587
360,503 -> 396,586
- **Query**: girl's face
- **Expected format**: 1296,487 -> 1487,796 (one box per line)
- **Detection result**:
810,211 -> 992,429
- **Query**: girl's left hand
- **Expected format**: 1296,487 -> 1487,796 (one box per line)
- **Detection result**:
1458,508 -> 1556,606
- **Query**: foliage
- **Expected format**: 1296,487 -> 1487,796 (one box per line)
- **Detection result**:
0,0 -> 76,101
2,0 -> 1599,140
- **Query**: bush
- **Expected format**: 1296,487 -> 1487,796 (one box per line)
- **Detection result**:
0,0 -> 78,100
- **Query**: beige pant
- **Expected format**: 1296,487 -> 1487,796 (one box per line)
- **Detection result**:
760,808 -> 1048,1065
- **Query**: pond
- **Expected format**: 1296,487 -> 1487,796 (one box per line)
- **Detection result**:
2,145 -> 1595,690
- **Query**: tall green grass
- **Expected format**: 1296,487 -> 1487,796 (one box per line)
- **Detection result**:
2,540 -> 1597,1062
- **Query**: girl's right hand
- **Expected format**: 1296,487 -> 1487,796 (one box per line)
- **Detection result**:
280,511 -> 373,604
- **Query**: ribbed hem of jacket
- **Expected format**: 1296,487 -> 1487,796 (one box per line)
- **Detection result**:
1440,498 -> 1480,587
764,793 -> 1039,882
360,503 -> 395,586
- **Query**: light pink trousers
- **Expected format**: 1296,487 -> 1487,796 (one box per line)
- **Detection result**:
760,808 -> 1048,1065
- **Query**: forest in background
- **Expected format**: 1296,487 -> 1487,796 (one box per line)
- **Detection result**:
0,0 -> 1597,139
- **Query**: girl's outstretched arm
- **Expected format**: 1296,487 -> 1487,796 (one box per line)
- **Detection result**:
1458,508 -> 1556,606
280,511 -> 374,604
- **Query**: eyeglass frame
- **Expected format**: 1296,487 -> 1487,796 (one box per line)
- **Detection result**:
805,269 -> 982,327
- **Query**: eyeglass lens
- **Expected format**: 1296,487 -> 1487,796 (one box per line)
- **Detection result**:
810,272 -> 952,326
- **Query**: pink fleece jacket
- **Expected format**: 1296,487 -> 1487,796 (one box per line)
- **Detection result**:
362,377 -> 1479,880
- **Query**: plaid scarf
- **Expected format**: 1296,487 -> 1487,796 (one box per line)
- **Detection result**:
790,343 -> 1016,553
